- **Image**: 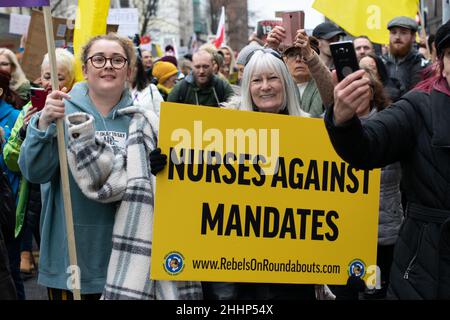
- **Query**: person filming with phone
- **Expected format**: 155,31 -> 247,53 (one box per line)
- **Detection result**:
324,20 -> 450,300
266,25 -> 334,117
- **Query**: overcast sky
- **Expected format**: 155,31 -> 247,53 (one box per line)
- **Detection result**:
247,0 -> 325,31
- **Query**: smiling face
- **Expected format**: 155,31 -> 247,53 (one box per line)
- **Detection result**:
250,69 -> 284,113
41,64 -> 72,91
82,39 -> 130,97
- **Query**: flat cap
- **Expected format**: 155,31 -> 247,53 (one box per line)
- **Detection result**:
387,16 -> 418,32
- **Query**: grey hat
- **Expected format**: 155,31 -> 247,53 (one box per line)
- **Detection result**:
236,43 -> 263,66
387,16 -> 418,32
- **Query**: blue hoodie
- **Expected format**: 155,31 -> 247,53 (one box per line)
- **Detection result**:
0,99 -> 20,197
19,83 -> 132,294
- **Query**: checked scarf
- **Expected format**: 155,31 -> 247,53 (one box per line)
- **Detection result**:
65,107 -> 202,300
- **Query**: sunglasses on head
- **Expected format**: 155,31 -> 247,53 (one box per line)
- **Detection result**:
244,48 -> 284,66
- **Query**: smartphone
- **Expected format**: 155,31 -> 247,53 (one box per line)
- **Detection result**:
30,87 -> 49,111
281,11 -> 305,47
330,41 -> 360,82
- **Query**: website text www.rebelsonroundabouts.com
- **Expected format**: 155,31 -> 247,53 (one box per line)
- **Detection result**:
192,257 -> 340,274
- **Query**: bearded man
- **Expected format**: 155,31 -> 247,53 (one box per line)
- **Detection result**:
382,16 -> 429,101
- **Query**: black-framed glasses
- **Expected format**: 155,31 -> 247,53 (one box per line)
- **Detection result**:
244,48 -> 284,66
86,55 -> 128,70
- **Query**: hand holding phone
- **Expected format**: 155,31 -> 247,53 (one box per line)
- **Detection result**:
330,41 -> 360,82
30,87 -> 49,111
281,11 -> 305,47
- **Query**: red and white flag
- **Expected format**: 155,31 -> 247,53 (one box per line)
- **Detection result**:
213,6 -> 225,48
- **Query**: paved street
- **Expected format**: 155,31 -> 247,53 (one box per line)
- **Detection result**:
22,265 -> 47,300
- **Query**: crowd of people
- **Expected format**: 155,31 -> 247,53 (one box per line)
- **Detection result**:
0,13 -> 449,300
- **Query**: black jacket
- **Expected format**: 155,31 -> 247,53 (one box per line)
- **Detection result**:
324,89 -> 450,299
382,51 -> 429,102
0,162 -> 17,299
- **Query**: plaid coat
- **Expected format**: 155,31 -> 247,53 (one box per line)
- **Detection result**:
66,107 -> 202,300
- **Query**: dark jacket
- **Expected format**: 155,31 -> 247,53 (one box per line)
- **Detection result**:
167,73 -> 234,107
382,50 -> 429,102
324,89 -> 450,299
0,150 -> 17,299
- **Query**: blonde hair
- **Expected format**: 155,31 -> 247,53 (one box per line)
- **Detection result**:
81,33 -> 136,70
41,48 -> 76,90
240,50 -> 309,117
0,47 -> 29,92
220,45 -> 237,71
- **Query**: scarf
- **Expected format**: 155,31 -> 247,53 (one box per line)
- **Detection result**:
434,77 -> 450,97
66,107 -> 202,300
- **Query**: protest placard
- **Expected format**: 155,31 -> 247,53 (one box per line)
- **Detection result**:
22,10 -> 118,81
9,13 -> 31,35
151,103 -> 380,285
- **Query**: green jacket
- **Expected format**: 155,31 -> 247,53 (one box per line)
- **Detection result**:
299,80 -> 325,118
168,74 -> 234,107
3,102 -> 30,236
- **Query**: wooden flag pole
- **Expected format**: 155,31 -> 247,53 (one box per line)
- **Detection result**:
42,6 -> 81,301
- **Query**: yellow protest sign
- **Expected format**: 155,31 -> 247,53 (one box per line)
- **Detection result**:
312,0 -> 419,44
151,102 -> 380,285
73,0 -> 111,82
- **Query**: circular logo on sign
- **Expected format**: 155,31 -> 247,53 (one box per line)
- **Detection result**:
164,252 -> 184,275
348,259 -> 366,278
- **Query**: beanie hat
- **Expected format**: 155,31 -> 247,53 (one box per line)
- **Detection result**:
158,55 -> 178,67
236,43 -> 263,66
152,61 -> 178,85
435,19 -> 450,57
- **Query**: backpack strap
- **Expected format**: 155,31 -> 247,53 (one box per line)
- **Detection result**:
149,84 -> 154,101
177,79 -> 190,103
214,78 -> 226,103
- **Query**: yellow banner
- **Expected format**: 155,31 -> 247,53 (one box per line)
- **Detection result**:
73,0 -> 111,82
151,102 -> 380,285
312,0 -> 419,44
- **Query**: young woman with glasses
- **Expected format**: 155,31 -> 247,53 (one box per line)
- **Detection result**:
20,33 -> 202,300
19,33 -> 136,300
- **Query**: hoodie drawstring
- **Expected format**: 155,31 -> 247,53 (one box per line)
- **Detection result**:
195,91 -> 199,106
212,88 -> 220,106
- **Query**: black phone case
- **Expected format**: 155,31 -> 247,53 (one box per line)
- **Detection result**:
330,41 -> 360,82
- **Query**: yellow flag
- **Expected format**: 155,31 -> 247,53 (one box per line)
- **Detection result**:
73,0 -> 111,82
312,0 -> 419,44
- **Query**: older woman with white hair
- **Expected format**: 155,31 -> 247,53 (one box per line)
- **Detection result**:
0,48 -> 30,108
230,48 -> 310,116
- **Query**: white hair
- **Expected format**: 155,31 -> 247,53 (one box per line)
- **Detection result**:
41,48 -> 76,88
239,50 -> 309,117
0,47 -> 29,92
